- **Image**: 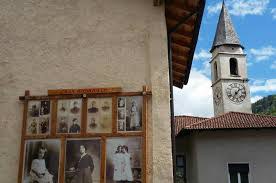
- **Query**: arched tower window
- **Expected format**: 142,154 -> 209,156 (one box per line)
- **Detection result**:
230,58 -> 238,76
214,62 -> 218,80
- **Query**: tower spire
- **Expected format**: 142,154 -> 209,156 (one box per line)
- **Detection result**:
210,1 -> 243,52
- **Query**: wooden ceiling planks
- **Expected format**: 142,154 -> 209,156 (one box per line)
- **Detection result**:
166,0 -> 205,88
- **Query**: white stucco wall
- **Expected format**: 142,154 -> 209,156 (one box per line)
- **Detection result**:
0,0 -> 173,182
177,130 -> 276,183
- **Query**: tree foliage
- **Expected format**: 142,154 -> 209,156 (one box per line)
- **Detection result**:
252,95 -> 276,116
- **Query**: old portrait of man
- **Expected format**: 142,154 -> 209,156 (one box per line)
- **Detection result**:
69,118 -> 81,133
70,101 -> 80,114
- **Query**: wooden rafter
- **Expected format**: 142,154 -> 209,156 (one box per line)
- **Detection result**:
166,0 -> 205,88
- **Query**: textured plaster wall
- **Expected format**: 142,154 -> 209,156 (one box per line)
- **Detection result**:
0,0 -> 173,182
189,130 -> 276,183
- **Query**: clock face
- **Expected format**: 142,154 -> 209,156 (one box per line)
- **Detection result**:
213,87 -> 222,105
226,83 -> 247,103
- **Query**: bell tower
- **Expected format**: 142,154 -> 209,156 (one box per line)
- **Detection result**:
210,1 -> 252,116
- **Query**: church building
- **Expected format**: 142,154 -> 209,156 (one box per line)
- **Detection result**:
175,2 -> 276,183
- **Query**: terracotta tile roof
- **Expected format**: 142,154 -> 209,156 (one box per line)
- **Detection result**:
175,112 -> 276,135
174,115 -> 208,134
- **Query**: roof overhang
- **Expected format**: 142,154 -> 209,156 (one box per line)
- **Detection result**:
176,127 -> 276,137
165,0 -> 205,88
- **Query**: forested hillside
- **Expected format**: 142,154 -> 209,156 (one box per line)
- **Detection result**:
252,95 -> 276,116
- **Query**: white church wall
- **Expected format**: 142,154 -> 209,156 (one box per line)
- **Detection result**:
192,130 -> 276,183
218,53 -> 248,79
221,80 -> 252,113
0,0 -> 173,182
176,135 -> 199,183
211,46 -> 244,58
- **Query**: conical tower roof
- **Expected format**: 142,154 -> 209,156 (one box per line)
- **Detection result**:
210,1 -> 243,52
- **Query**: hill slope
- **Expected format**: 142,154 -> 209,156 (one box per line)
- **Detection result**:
252,95 -> 276,116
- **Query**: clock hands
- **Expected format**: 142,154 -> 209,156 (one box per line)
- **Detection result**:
234,88 -> 241,97
227,83 -> 246,103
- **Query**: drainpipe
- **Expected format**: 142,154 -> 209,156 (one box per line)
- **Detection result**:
166,1 -> 205,182
167,34 -> 176,183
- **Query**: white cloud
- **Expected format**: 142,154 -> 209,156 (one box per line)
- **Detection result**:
199,60 -> 211,76
252,79 -> 265,86
250,79 -> 276,93
207,2 -> 222,15
207,0 -> 270,16
194,49 -> 211,61
249,46 -> 276,61
251,95 -> 263,103
271,8 -> 276,19
271,61 -> 276,69
193,49 -> 212,76
229,0 -> 269,16
174,69 -> 214,117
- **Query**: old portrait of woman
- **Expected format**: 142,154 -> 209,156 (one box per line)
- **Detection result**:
29,146 -> 53,183
129,101 -> 140,130
112,145 -> 133,182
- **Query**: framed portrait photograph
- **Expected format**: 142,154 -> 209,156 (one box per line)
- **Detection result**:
26,100 -> 51,135
22,139 -> 61,183
106,137 -> 143,183
87,98 -> 113,133
57,99 -> 82,134
117,96 -> 143,132
65,138 -> 101,183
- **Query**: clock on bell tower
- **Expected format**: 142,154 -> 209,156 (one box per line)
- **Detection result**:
210,2 -> 252,116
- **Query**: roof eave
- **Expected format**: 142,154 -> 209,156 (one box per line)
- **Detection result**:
210,43 -> 244,53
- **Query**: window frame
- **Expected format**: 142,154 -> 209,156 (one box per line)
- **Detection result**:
228,163 -> 250,183
176,155 -> 186,183
229,58 -> 239,76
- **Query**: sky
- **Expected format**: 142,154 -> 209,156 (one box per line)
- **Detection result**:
174,0 -> 276,117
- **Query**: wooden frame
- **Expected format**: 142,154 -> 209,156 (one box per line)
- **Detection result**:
18,86 -> 151,183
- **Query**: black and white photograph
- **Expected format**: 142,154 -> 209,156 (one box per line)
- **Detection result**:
87,98 -> 112,133
27,100 -> 51,135
106,137 -> 143,183
132,168 -> 142,181
65,139 -> 101,183
22,139 -> 61,183
117,109 -> 125,120
117,97 -> 125,108
118,120 -> 125,131
117,96 -> 143,132
57,99 -> 82,134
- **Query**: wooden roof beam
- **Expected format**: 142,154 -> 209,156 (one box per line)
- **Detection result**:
172,62 -> 187,70
166,15 -> 197,27
171,33 -> 193,47
171,43 -> 190,55
166,5 -> 192,18
167,12 -> 196,34
170,0 -> 200,10
172,63 -> 187,73
173,73 -> 185,83
173,80 -> 184,88
172,54 -> 189,64
166,3 -> 194,13
173,70 -> 185,78
167,18 -> 195,35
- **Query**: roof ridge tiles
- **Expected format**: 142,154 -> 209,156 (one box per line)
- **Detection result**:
185,112 -> 276,130
175,115 -> 208,119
